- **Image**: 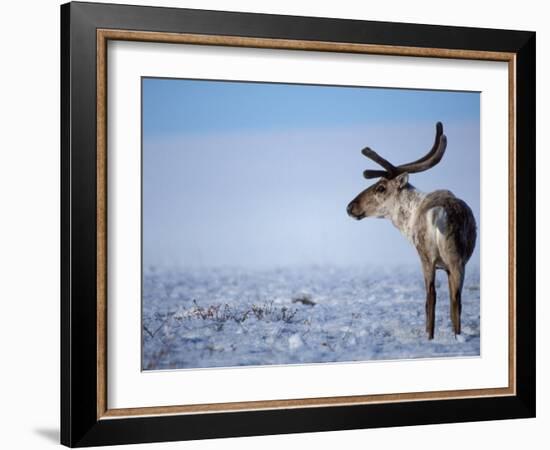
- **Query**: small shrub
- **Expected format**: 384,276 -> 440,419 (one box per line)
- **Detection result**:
173,299 -> 298,325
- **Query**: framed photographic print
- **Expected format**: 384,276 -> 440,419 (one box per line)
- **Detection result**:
61,1 -> 535,447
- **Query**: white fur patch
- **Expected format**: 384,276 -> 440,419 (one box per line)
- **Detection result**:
427,207 -> 447,247
431,207 -> 448,234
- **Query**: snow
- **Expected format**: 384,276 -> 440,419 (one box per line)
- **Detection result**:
142,265 -> 480,370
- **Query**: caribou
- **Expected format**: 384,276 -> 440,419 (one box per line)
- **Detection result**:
346,122 -> 477,339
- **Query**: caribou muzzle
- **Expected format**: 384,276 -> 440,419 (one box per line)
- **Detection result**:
347,201 -> 365,220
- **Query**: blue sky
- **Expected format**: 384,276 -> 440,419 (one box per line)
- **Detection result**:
142,77 -> 480,268
143,78 -> 478,136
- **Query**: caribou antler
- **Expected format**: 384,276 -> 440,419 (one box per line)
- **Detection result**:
362,122 -> 447,179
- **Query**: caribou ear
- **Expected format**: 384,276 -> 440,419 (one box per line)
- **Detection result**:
395,172 -> 409,189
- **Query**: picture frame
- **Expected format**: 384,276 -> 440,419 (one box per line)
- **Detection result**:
60,1 -> 535,447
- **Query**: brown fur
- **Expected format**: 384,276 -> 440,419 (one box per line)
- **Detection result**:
415,190 -> 477,265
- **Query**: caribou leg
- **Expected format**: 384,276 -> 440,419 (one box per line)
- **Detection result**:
447,264 -> 464,336
422,261 -> 437,340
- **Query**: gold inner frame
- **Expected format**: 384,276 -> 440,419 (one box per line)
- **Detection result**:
96,29 -> 517,420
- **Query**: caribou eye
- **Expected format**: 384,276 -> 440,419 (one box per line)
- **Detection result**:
376,185 -> 386,194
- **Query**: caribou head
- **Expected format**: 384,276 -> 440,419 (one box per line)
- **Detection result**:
347,122 -> 447,221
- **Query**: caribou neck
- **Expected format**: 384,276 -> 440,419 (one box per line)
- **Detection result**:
387,184 -> 425,243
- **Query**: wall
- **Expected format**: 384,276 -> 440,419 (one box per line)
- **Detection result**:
0,0 -> 545,448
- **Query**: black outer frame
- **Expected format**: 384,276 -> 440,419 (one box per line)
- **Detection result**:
60,1 -> 535,447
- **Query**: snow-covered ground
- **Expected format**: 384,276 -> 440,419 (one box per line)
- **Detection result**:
142,265 -> 480,370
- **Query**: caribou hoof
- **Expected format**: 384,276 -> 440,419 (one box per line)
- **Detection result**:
455,334 -> 465,343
